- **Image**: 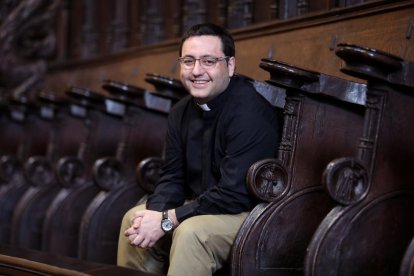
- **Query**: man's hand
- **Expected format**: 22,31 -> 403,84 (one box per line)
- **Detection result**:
124,210 -> 165,248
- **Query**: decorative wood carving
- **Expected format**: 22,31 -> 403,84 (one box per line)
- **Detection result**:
139,0 -> 165,45
80,0 -> 98,58
227,0 -> 253,29
305,43 -> 414,276
0,0 -> 60,99
182,0 -> 207,35
78,79 -> 169,264
42,87 -> 120,257
297,0 -> 310,16
108,0 -> 129,53
231,59 -> 366,275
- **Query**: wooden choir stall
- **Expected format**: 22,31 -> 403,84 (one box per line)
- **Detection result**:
1,1 -> 414,275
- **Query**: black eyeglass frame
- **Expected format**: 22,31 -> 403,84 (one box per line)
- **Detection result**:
177,56 -> 230,68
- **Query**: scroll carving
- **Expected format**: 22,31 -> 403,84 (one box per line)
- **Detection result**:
0,155 -> 21,183
323,157 -> 369,205
56,157 -> 85,188
24,156 -> 54,187
136,157 -> 164,193
246,158 -> 289,202
93,157 -> 124,191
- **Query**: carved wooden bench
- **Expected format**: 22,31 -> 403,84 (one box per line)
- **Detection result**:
77,75 -> 185,264
230,60 -> 367,275
41,86 -> 120,257
0,93 -> 63,246
304,44 -> 414,276
0,96 -> 32,244
10,87 -> 120,251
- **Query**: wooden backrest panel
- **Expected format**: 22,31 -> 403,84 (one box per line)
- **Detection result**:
231,59 -> 366,275
40,88 -> 131,257
10,90 -> 123,251
77,82 -> 170,264
0,97 -> 61,246
304,44 -> 414,276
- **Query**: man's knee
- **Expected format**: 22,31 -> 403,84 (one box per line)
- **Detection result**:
172,213 -> 249,250
173,216 -> 209,240
121,204 -> 146,230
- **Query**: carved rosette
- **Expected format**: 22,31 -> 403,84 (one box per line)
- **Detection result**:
246,158 -> 289,202
0,155 -> 21,183
136,157 -> 164,193
24,156 -> 54,187
56,156 -> 85,188
93,157 -> 124,191
323,157 -> 369,205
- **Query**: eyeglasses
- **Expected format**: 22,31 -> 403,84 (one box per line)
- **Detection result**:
178,56 -> 229,69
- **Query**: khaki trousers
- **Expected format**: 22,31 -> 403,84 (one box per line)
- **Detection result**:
117,203 -> 248,276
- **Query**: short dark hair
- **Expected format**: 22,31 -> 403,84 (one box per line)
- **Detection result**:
179,23 -> 235,58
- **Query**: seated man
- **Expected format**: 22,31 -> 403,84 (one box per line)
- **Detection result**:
117,23 -> 281,276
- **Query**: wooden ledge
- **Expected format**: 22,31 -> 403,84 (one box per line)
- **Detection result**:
0,246 -> 159,276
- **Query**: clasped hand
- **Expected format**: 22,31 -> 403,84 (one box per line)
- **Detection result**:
124,210 -> 165,248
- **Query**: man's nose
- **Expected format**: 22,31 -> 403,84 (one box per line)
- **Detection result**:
191,59 -> 205,75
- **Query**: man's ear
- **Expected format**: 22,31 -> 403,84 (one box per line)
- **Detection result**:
228,56 -> 236,77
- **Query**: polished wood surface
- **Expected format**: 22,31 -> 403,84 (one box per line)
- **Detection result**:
304,44 -> 414,276
45,2 -> 414,96
231,59 -> 366,275
0,245 -> 160,276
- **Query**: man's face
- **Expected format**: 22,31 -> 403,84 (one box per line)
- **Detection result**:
180,35 -> 235,104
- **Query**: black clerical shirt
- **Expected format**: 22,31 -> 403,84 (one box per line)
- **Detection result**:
146,75 -> 281,222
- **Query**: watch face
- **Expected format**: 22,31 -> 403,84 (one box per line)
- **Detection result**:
162,219 -> 173,232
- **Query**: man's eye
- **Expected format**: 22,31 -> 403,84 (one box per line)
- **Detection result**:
202,59 -> 216,66
183,59 -> 195,65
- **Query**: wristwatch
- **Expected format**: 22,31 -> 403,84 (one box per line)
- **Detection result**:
161,210 -> 174,232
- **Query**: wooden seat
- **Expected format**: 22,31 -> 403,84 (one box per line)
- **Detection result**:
0,94 -> 59,246
0,99 -> 28,244
304,44 -> 414,276
77,79 -> 170,264
230,59 -> 367,275
41,87 -> 125,257
10,88 -> 122,251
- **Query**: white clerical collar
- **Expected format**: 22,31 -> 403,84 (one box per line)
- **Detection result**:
197,102 -> 211,111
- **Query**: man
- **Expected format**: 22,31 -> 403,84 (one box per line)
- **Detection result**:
117,23 -> 281,275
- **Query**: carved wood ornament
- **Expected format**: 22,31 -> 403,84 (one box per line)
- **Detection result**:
0,0 -> 60,100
